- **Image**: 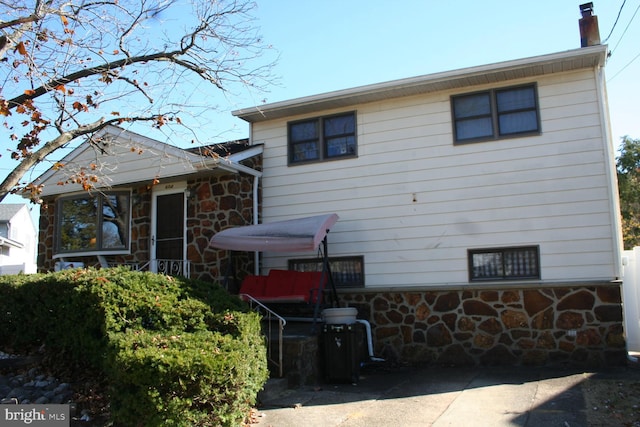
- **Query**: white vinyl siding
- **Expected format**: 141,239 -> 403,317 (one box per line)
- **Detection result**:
0,206 -> 37,275
252,68 -> 619,288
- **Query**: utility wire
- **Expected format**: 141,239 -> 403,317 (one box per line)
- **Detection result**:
610,1 -> 640,55
603,0 -> 626,43
609,50 -> 640,81
607,2 -> 640,81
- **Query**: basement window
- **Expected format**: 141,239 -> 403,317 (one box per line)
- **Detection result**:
452,84 -> 540,143
289,255 -> 364,288
468,246 -> 540,281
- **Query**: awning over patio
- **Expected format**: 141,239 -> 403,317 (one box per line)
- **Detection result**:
208,213 -> 339,252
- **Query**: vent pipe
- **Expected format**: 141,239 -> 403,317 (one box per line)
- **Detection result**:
579,2 -> 601,47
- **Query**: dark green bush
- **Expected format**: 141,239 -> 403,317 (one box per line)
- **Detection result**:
0,268 -> 268,426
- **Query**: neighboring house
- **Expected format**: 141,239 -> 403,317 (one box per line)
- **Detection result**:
0,204 -> 37,275
231,44 -> 627,367
31,125 -> 262,288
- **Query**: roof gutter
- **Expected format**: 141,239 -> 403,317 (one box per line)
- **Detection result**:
233,45 -> 608,123
0,236 -> 24,249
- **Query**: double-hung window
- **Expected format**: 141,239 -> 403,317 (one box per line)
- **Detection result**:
288,112 -> 356,164
55,191 -> 131,254
468,246 -> 540,281
452,84 -> 540,143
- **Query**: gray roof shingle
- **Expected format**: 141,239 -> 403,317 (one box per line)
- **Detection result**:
0,204 -> 26,222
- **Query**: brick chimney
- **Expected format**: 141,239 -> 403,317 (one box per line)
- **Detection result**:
579,2 -> 601,47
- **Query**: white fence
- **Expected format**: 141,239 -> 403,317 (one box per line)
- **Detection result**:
622,248 -> 640,352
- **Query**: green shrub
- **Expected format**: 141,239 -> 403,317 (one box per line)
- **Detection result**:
0,268 -> 268,426
0,272 -> 101,356
106,322 -> 267,426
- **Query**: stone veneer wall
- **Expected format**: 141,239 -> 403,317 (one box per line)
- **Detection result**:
186,162 -> 259,287
37,157 -> 260,286
37,201 -> 57,271
339,283 -> 626,368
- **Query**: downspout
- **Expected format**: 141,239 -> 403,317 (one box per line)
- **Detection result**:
252,172 -> 260,275
226,159 -> 261,276
247,122 -> 261,275
204,133 -> 262,276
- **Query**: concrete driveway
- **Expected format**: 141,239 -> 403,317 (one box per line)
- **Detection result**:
252,364 -> 640,427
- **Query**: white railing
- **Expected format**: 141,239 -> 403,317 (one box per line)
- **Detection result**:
152,259 -> 191,278
241,294 -> 287,378
130,259 -> 191,278
82,257 -> 191,279
106,261 -> 140,271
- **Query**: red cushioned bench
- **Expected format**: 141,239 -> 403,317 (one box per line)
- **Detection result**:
239,269 -> 326,304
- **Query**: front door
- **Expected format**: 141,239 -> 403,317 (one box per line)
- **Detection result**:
151,183 -> 186,274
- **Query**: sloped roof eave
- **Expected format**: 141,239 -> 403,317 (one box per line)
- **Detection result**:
31,126 -> 262,198
233,45 -> 608,123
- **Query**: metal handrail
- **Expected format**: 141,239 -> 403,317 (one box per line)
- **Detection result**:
240,294 -> 287,378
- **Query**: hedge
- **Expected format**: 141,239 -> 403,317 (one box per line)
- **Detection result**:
0,267 -> 268,426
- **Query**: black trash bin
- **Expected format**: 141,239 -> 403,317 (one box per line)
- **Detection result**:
322,323 -> 365,383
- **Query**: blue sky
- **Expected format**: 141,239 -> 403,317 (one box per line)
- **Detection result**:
3,1 -> 639,220
247,0 -> 639,142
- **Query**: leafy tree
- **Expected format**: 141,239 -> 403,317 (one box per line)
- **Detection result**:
0,0 -> 274,202
616,136 -> 640,249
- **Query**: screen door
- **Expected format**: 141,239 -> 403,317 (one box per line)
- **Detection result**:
151,186 -> 186,271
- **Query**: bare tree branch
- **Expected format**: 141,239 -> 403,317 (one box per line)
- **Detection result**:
0,117 -> 107,199
0,14 -> 40,31
0,0 -> 275,202
0,113 -> 176,200
8,49 -> 183,108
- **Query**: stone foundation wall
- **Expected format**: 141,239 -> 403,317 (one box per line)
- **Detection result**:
339,284 -> 626,368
